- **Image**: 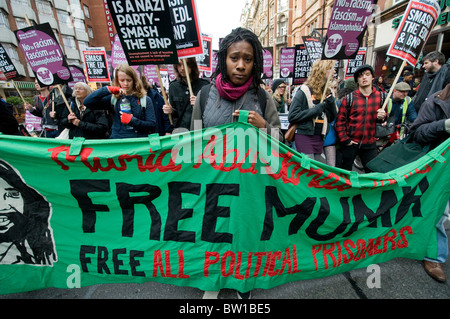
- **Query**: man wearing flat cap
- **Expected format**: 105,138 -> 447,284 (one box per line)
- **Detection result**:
388,82 -> 417,127
375,82 -> 418,145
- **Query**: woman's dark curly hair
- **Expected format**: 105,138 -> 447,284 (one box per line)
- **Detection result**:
213,27 -> 263,90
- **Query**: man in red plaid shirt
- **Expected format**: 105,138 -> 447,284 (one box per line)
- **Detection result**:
336,64 -> 387,172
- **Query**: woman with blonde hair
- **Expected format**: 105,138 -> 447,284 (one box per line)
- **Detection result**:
287,59 -> 337,160
84,64 -> 156,139
59,82 -> 109,139
272,79 -> 290,113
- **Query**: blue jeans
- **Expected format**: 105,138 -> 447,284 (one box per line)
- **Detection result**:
43,129 -> 59,138
425,199 -> 449,263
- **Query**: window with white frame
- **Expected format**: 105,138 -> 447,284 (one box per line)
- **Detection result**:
83,4 -> 90,19
78,40 -> 89,52
16,18 -> 30,29
278,0 -> 288,11
10,0 -> 30,6
36,0 -> 53,16
73,18 -> 85,31
57,9 -> 72,28
307,19 -> 318,35
87,26 -> 94,38
278,15 -> 287,36
0,10 -> 9,28
62,35 -> 76,49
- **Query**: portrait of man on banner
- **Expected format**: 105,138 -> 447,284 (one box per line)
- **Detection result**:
0,159 -> 56,266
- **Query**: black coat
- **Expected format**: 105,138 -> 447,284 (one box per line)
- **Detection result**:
60,98 -> 109,139
411,89 -> 450,150
0,99 -> 18,135
168,77 -> 209,129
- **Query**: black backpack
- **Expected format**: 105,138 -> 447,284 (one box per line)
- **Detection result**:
344,91 -> 387,113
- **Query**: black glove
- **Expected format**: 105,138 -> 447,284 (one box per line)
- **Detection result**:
324,95 -> 335,108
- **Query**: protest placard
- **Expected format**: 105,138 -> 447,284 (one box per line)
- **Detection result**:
68,65 -> 87,89
387,0 -> 441,66
82,47 -> 111,83
280,47 -> 296,79
14,23 -> 73,87
322,0 -> 374,60
106,0 -> 178,65
169,0 -> 203,58
344,47 -> 367,80
302,36 -> 323,64
262,48 -> 273,79
0,43 -> 18,80
293,44 -> 311,85
196,34 -> 212,72
202,50 -> 217,78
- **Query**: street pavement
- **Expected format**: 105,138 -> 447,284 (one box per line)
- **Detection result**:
1,220 -> 448,301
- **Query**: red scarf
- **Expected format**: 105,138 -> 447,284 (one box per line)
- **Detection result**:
215,74 -> 254,101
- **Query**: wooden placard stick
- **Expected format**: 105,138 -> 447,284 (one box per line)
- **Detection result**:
381,61 -> 407,111
11,80 -> 26,104
56,84 -> 73,114
155,64 -> 173,125
321,66 -> 335,103
182,58 -> 194,98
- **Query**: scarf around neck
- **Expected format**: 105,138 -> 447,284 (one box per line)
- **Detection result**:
215,73 -> 254,101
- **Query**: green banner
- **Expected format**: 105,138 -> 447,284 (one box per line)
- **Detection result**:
0,122 -> 449,295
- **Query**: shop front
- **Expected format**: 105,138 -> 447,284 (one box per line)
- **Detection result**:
372,1 -> 450,85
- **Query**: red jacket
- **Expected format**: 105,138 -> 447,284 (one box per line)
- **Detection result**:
336,87 -> 385,145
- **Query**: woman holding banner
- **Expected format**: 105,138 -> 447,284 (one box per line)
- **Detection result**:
59,82 -> 109,139
287,59 -> 338,162
190,27 -> 282,299
83,64 -> 156,139
190,27 -> 282,142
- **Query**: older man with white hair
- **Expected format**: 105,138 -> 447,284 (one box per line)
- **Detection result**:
59,82 -> 110,139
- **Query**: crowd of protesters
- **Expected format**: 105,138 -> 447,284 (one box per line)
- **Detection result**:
0,28 -> 449,288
